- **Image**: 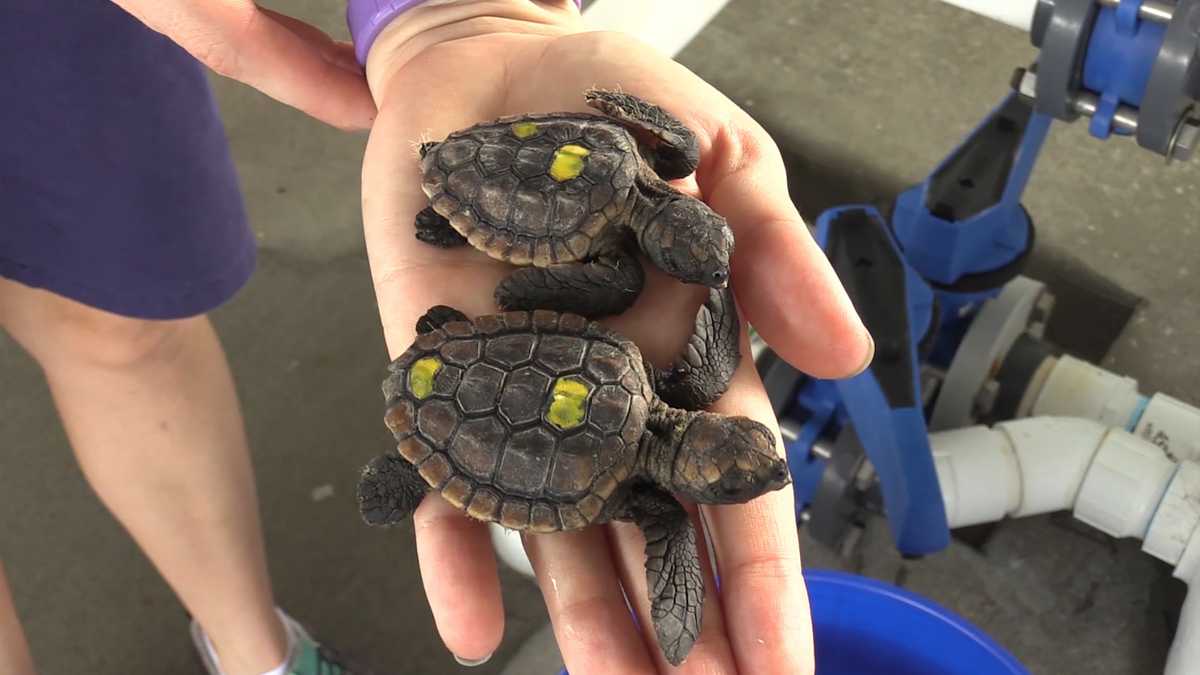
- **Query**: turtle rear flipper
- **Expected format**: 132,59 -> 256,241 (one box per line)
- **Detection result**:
358,454 -> 428,526
585,89 -> 700,180
619,487 -> 703,666
655,287 -> 740,410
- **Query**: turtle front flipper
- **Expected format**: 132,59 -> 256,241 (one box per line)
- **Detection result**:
619,486 -> 704,666
358,454 -> 429,526
655,287 -> 741,410
416,305 -> 469,334
415,206 -> 468,248
585,89 -> 700,180
494,248 -> 644,318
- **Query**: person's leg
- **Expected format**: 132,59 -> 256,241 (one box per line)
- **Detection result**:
0,278 -> 287,675
0,560 -> 37,675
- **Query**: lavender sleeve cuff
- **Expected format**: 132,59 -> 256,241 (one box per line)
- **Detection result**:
348,0 -> 583,65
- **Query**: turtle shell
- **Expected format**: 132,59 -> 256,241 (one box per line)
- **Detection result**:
421,114 -> 642,268
384,310 -> 654,533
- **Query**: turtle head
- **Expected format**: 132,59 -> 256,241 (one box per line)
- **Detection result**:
636,196 -> 734,289
669,413 -> 790,504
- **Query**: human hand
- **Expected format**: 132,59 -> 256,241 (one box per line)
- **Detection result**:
359,2 -> 872,672
110,0 -> 375,129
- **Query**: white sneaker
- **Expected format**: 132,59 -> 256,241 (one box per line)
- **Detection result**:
190,608 -> 364,675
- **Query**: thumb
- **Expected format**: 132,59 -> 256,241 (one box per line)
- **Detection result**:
111,0 -> 376,130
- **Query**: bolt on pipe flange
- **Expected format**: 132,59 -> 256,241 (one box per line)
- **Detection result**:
1015,67 -> 1039,101
1096,0 -> 1176,23
1167,105 -> 1200,162
1017,69 -> 1144,133
1140,0 -> 1200,156
1072,90 -> 1142,133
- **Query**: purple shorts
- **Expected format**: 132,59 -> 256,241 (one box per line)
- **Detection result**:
0,2 -> 254,320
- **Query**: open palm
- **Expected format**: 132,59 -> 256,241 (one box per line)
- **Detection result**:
359,8 -> 870,674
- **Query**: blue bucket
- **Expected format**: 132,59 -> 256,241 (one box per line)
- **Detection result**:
559,569 -> 1027,675
806,569 -> 1028,675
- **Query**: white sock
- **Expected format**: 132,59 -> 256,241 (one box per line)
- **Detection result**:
201,609 -> 295,675
259,660 -> 289,675
260,609 -> 296,675
202,630 -> 224,672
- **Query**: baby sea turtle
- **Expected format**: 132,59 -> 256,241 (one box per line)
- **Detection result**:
414,88 -> 735,319
358,288 -> 789,666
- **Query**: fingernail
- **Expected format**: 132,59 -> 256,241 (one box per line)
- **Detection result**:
850,332 -> 875,377
453,652 -> 493,667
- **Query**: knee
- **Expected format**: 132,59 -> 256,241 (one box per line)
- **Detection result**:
14,299 -> 194,371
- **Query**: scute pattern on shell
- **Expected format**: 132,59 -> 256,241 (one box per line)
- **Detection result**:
388,311 -> 653,532
421,114 -> 642,268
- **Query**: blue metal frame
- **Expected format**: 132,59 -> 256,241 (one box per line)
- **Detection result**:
798,207 -> 948,555
784,95 -> 1054,556
784,378 -> 842,521
891,94 -> 1052,287
782,18 -> 1175,553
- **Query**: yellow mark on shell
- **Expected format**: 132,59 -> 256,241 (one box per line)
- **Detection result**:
409,357 -> 443,399
512,122 -> 540,139
546,376 -> 591,430
549,144 -> 591,182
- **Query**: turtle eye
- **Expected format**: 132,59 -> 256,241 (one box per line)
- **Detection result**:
711,270 -> 727,285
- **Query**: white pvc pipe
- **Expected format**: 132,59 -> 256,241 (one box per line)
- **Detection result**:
932,426 -> 1022,528
1149,462 -> 1200,570
1020,356 -> 1200,463
935,417 -> 1200,675
1073,429 -> 1178,539
932,417 -> 1101,528
933,417 -> 1180,535
937,0 -> 1038,31
1134,393 -> 1200,463
1030,355 -> 1142,429
998,417 -> 1110,519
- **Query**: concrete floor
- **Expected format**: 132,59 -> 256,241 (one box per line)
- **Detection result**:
3,1 -> 1198,673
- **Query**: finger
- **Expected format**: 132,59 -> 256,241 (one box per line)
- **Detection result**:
112,1 -> 375,129
258,8 -> 363,76
413,496 -> 505,663
524,529 -> 657,674
698,122 -> 873,379
519,34 -> 871,377
701,337 -> 816,675
608,514 -> 738,673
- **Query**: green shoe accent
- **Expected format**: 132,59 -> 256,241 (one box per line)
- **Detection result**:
283,613 -> 364,675
190,609 -> 370,675
287,636 -> 348,675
